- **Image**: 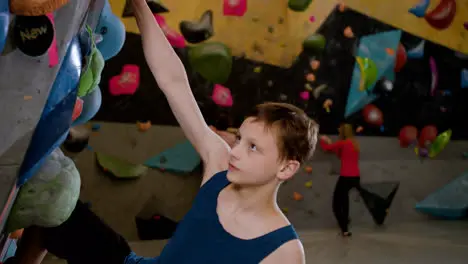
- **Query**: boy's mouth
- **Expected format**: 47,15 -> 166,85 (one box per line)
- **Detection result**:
228,163 -> 239,171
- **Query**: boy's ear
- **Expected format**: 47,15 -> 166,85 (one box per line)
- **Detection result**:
277,160 -> 300,181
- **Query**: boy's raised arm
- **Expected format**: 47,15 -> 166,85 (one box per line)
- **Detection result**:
131,0 -> 230,170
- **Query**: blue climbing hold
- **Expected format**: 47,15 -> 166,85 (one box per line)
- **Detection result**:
407,40 -> 425,59
0,0 -> 9,53
144,140 -> 201,173
409,0 -> 430,18
461,69 -> 468,89
415,172 -> 468,219
345,30 -> 402,118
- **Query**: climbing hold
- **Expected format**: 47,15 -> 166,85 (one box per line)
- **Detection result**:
409,0 -> 430,17
299,91 -> 310,101
211,84 -> 233,107
306,73 -> 316,82
288,0 -> 312,12
23,95 -> 33,100
356,126 -> 364,133
109,64 -> 140,96
305,181 -> 313,188
77,31 -> 105,97
407,40 -> 425,59
359,181 -> 399,225
337,2 -> 346,12
419,125 -> 438,148
303,33 -> 326,55
394,43 -> 407,72
154,14 -> 185,48
293,192 -> 303,201
71,98 -> 84,123
137,120 -> 152,132
281,207 -> 289,214
429,129 -> 452,158
309,16 -> 315,22
179,10 -> 214,44
429,57 -> 438,96
399,125 -> 418,148
362,104 -> 383,127
6,148 -> 81,232
188,42 -> 232,83
96,152 -> 148,179
254,66 -> 262,73
279,94 -> 287,101
323,99 -> 333,112
223,0 -> 247,17
356,57 -> 378,91
268,80 -> 274,87
304,83 -> 313,91
385,48 -> 395,56
424,0 -> 456,30
122,0 -> 169,17
73,87 -> 102,127
343,26 -> 354,38
91,123 -> 101,132
373,77 -> 394,97
304,166 -> 312,173
312,84 -> 327,99
310,59 -> 320,70
144,140 -> 201,173
461,69 -> 468,88
464,22 -> 468,30
13,15 -> 54,57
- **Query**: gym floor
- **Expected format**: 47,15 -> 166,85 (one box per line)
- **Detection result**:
41,122 -> 468,263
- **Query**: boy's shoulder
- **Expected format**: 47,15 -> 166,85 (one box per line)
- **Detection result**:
262,238 -> 305,264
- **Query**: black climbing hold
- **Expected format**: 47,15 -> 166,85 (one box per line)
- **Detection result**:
179,10 -> 214,44
288,0 -> 313,12
358,181 -> 399,225
13,15 -> 54,57
122,0 -> 169,17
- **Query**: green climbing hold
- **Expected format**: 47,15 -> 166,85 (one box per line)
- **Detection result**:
429,129 -> 452,158
96,152 -> 148,179
6,148 -> 81,232
303,33 -> 326,55
288,0 -> 313,12
78,26 -> 105,97
356,57 -> 378,91
188,42 -> 232,84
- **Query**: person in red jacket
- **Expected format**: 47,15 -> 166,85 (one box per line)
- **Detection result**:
320,123 -> 360,237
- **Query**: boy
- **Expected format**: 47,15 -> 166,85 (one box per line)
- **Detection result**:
10,0 -> 318,263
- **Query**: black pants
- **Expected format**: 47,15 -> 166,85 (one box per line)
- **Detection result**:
37,200 -> 131,264
332,176 -> 361,233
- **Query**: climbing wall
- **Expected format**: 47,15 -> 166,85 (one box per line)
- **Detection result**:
94,2 -> 468,140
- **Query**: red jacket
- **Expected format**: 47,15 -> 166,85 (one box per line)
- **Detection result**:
319,138 -> 360,177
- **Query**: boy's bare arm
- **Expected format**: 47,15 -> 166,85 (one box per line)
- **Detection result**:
131,0 -> 229,181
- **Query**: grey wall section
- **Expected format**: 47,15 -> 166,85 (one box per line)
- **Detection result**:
280,136 -> 468,230
0,0 -> 100,234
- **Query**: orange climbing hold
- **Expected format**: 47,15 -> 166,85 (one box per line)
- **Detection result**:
304,166 -> 313,173
356,126 -> 364,133
310,59 -> 320,70
306,73 -> 316,82
293,192 -> 303,201
344,26 -> 354,38
386,48 -> 395,56
137,121 -> 152,132
323,99 -> 333,112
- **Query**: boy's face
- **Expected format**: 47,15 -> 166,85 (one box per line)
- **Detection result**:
227,118 -> 299,186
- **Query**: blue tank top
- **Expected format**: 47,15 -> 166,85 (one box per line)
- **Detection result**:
127,170 -> 298,264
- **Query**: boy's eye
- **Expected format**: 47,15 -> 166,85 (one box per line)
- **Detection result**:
250,144 -> 257,151
235,135 -> 241,142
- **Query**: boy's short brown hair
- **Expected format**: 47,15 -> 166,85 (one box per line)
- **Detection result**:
248,102 -> 319,163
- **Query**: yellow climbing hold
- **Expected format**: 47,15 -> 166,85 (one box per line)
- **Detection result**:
282,207 -> 289,214
305,181 -> 313,188
254,66 -> 262,73
304,83 -> 313,91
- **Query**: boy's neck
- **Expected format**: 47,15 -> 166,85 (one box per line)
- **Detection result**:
229,180 -> 280,215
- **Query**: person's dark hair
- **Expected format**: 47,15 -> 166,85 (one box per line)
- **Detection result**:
247,102 -> 319,163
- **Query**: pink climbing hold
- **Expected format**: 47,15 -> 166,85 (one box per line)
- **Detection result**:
211,84 -> 233,107
223,0 -> 247,17
154,14 -> 186,48
72,97 -> 83,122
46,13 -> 59,68
109,64 -> 140,96
299,91 -> 309,101
309,16 -> 316,22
